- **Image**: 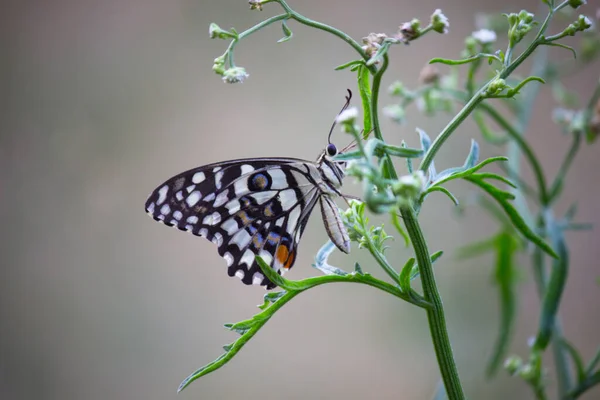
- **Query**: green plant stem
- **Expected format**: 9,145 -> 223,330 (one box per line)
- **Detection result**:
400,205 -> 465,400
276,0 -> 372,65
419,87 -> 485,172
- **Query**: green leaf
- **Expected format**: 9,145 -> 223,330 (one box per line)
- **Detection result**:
312,240 -> 348,276
334,59 -> 365,71
357,65 -> 373,136
403,141 -> 414,173
586,347 -> 600,376
399,258 -> 416,293
333,139 -> 423,161
429,53 -> 502,66
177,289 -> 299,392
486,231 -> 520,377
456,236 -> 497,259
277,20 -> 293,43
417,128 -> 432,152
543,42 -> 577,59
465,176 -> 558,259
422,186 -> 459,206
390,211 -> 410,247
409,251 -> 443,281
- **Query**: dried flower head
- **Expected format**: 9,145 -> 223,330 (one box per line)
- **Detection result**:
362,33 -> 387,57
419,64 -> 440,85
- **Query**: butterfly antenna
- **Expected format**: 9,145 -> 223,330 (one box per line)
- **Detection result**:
328,89 -> 353,144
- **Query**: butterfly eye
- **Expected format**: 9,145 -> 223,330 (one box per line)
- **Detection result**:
326,143 -> 337,156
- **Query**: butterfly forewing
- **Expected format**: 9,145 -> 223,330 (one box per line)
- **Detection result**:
145,158 -> 324,289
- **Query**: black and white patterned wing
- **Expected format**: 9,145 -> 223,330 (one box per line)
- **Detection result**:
144,158 -> 323,289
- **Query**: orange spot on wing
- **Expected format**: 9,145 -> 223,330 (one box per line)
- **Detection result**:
284,250 -> 296,270
276,244 -> 289,266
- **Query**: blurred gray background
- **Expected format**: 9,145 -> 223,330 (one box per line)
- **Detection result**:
2,0 -> 599,399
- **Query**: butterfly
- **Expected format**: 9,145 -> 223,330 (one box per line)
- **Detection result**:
144,91 -> 354,289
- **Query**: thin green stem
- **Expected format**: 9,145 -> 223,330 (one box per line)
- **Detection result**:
276,0 -> 371,65
400,206 -> 465,400
419,87 -> 486,172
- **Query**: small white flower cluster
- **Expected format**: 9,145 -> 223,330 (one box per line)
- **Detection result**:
472,29 -> 497,44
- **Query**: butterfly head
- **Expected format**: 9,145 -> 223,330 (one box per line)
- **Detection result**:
316,142 -> 347,191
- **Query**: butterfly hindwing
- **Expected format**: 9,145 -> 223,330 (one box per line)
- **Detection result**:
145,158 -> 323,288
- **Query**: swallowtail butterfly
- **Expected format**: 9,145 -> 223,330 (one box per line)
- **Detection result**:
145,91 -> 354,289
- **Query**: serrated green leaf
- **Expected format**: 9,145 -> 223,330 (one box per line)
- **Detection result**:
465,176 -> 558,258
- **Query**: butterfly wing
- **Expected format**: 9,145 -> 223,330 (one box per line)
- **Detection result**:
145,158 -> 324,289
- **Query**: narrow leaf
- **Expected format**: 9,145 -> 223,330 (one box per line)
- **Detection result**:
560,339 -> 586,383
421,186 -> 459,206
466,176 -> 558,258
335,59 -> 365,71
277,20 -> 293,43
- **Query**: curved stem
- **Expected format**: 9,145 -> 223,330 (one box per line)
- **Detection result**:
276,0 -> 370,63
419,87 -> 485,172
400,206 -> 465,400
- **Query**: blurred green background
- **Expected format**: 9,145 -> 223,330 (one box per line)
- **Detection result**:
2,0 -> 599,399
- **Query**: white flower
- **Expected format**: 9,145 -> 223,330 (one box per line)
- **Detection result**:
222,67 -> 249,84
336,107 -> 359,124
582,16 -> 594,31
431,9 -> 449,34
472,29 -> 497,44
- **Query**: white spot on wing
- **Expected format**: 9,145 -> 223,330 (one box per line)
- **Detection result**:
241,164 -> 254,175
275,218 -> 285,227
204,193 -> 215,202
223,252 -> 234,267
230,229 -> 251,249
215,171 -> 224,190
258,250 -> 273,266
192,172 -> 206,184
146,202 -> 155,214
212,232 -> 223,246
287,206 -> 301,231
235,270 -> 245,280
240,249 -> 255,267
173,211 -> 183,220
175,191 -> 184,201
213,166 -> 222,173
213,190 -> 229,208
199,228 -> 208,237
187,216 -> 198,224
186,191 -> 201,207
203,211 -> 222,226
225,199 -> 240,215
279,189 -> 298,211
157,185 -> 168,205
185,224 -> 193,231
186,185 -> 196,193
160,204 -> 171,215
269,169 -> 288,190
252,272 -> 264,285
221,218 -> 239,235
249,191 -> 277,205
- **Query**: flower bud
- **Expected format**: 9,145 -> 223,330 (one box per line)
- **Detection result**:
222,67 -> 249,84
431,9 -> 449,34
